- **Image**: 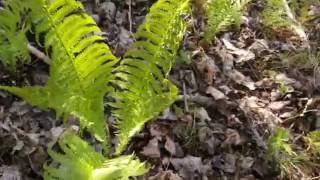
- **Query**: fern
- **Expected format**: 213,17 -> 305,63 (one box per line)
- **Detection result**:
267,127 -> 296,158
0,0 -> 194,178
266,128 -> 320,178
110,0 -> 190,154
261,0 -> 309,45
0,0 -> 118,143
261,0 -> 295,29
204,0 -> 250,42
306,130 -> 320,154
45,131 -> 148,180
0,0 -> 31,69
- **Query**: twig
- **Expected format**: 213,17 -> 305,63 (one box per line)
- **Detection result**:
182,81 -> 189,112
27,43 -> 50,64
310,175 -> 320,180
177,94 -> 215,107
282,98 -> 319,124
128,0 -> 133,33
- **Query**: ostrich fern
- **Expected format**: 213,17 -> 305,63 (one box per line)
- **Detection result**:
0,0 -> 191,178
267,128 -> 320,178
45,131 -> 148,180
111,0 -> 190,154
204,0 -> 250,42
0,0 -> 118,143
0,0 -> 31,69
261,0 -> 294,29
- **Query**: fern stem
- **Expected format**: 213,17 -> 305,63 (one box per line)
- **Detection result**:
27,43 -> 50,64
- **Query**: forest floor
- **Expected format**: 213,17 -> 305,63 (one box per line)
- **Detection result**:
0,0 -> 320,179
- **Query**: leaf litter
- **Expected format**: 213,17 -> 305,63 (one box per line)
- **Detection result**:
0,0 -> 320,179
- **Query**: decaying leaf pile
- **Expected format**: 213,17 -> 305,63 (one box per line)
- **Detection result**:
0,0 -> 320,179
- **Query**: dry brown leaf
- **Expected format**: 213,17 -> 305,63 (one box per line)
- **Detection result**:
193,48 -> 219,86
239,156 -> 255,170
50,126 -> 64,143
268,101 -> 290,111
140,138 -> 161,158
206,86 -> 226,100
228,69 -> 256,90
221,37 -> 255,63
0,166 -> 22,180
149,123 -> 170,140
195,107 -> 211,121
240,96 -> 282,124
149,170 -> 183,180
170,156 -> 206,179
222,129 -> 244,146
164,136 -> 176,156
198,126 -> 219,155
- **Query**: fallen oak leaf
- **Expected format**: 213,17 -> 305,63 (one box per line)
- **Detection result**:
0,166 -> 22,180
165,136 -> 176,156
221,37 -> 255,63
206,86 -> 226,100
170,156 -> 207,179
228,69 -> 256,90
149,170 -> 183,180
140,138 -> 161,158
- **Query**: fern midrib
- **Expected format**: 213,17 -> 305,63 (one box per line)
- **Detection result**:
42,2 -> 86,95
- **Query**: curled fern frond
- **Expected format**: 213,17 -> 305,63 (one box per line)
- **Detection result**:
0,0 -> 118,143
0,0 -> 31,69
110,0 -> 190,154
204,0 -> 250,42
45,131 -> 148,180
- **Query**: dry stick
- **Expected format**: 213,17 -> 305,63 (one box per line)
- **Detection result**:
128,0 -> 133,33
281,98 -> 319,124
27,43 -> 50,64
182,81 -> 189,112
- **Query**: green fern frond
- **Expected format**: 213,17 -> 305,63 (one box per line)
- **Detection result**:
0,0 -> 118,142
267,127 -> 296,158
204,0 -> 250,42
266,128 -> 316,178
0,0 -> 31,69
261,0 -> 295,29
306,130 -> 320,154
110,0 -> 190,154
45,131 -> 148,180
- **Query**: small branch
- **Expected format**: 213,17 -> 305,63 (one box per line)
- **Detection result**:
27,43 -> 50,64
282,98 -> 319,124
128,0 -> 133,33
182,81 -> 189,112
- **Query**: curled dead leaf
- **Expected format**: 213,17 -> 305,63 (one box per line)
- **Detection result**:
171,156 -> 207,179
206,86 -> 226,100
149,170 -> 183,180
165,136 -> 176,156
228,69 -> 256,90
